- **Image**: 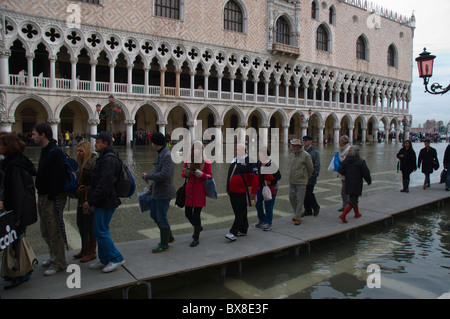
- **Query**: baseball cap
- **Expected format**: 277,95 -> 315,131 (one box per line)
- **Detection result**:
290,139 -> 302,146
91,131 -> 112,145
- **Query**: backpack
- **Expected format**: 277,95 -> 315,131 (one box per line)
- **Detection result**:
49,147 -> 78,194
106,153 -> 136,198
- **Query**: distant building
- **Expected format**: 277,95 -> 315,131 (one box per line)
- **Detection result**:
0,0 -> 415,145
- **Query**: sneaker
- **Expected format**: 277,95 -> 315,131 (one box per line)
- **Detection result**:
263,224 -> 272,231
42,260 -> 51,267
89,261 -> 106,270
255,221 -> 264,228
237,232 -> 247,237
43,268 -> 58,276
102,260 -> 125,273
225,233 -> 237,241
294,219 -> 301,226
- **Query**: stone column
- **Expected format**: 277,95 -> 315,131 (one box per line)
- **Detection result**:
88,119 -> 100,146
27,54 -> 34,88
160,67 -> 166,96
127,63 -> 133,94
175,68 -> 182,97
48,118 -> 60,143
361,128 -> 367,143
282,125 -> 289,144
90,61 -> 97,92
157,121 -> 167,136
333,127 -> 340,145
71,58 -> 78,90
317,125 -> 324,144
0,51 -> 9,85
49,56 -> 56,89
144,67 -> 150,95
109,62 -> 116,93
125,119 -> 135,147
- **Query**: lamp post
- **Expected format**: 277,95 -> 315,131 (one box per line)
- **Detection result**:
96,94 -> 122,135
415,48 -> 450,95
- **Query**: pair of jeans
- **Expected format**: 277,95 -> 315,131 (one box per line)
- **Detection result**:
93,207 -> 123,265
150,199 -> 171,229
255,188 -> 277,225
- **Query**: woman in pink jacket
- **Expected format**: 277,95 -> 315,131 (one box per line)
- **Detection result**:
181,141 -> 212,247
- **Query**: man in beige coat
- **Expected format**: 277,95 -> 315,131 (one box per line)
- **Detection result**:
289,139 -> 313,225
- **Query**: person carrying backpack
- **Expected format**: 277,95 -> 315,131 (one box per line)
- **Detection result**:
31,123 -> 67,276
82,131 -> 125,273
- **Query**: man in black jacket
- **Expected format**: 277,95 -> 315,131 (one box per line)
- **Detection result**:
83,131 -> 124,273
418,139 -> 439,189
31,123 -> 67,276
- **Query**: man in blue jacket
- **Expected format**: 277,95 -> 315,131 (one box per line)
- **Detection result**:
83,131 -> 124,273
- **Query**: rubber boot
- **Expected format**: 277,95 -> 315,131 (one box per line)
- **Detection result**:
339,204 -> 352,223
169,228 -> 175,244
190,226 -> 201,247
353,204 -> 362,219
152,228 -> 170,253
81,239 -> 97,262
400,179 -> 407,192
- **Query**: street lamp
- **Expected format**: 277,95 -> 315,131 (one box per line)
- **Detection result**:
415,48 -> 450,95
96,94 -> 122,135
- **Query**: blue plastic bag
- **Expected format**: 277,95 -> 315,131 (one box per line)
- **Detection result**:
333,152 -> 340,172
138,189 -> 152,213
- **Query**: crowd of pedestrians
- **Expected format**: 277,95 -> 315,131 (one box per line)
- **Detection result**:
1,125 -> 449,290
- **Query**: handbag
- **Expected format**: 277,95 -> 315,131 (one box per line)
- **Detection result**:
433,158 -> 440,171
262,181 -> 272,201
175,179 -> 187,208
0,210 -> 16,251
440,169 -> 447,184
204,177 -> 217,199
1,235 -> 38,279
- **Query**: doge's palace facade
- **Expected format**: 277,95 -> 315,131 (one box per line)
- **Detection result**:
0,0 -> 415,145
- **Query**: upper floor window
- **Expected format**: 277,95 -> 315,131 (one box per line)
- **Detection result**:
316,25 -> 329,51
329,6 -> 336,25
387,45 -> 397,67
74,0 -> 104,4
155,0 -> 180,20
224,0 -> 243,33
311,1 -> 319,19
276,17 -> 290,45
357,36 -> 367,60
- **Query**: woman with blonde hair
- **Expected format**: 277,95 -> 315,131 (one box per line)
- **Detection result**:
73,141 -> 97,262
181,141 -> 212,247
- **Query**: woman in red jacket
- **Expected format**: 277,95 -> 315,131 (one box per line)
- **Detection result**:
181,141 -> 212,247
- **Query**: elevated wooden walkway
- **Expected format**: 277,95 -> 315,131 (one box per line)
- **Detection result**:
1,183 -> 449,299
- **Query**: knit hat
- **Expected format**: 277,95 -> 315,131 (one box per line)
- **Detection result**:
151,132 -> 166,146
